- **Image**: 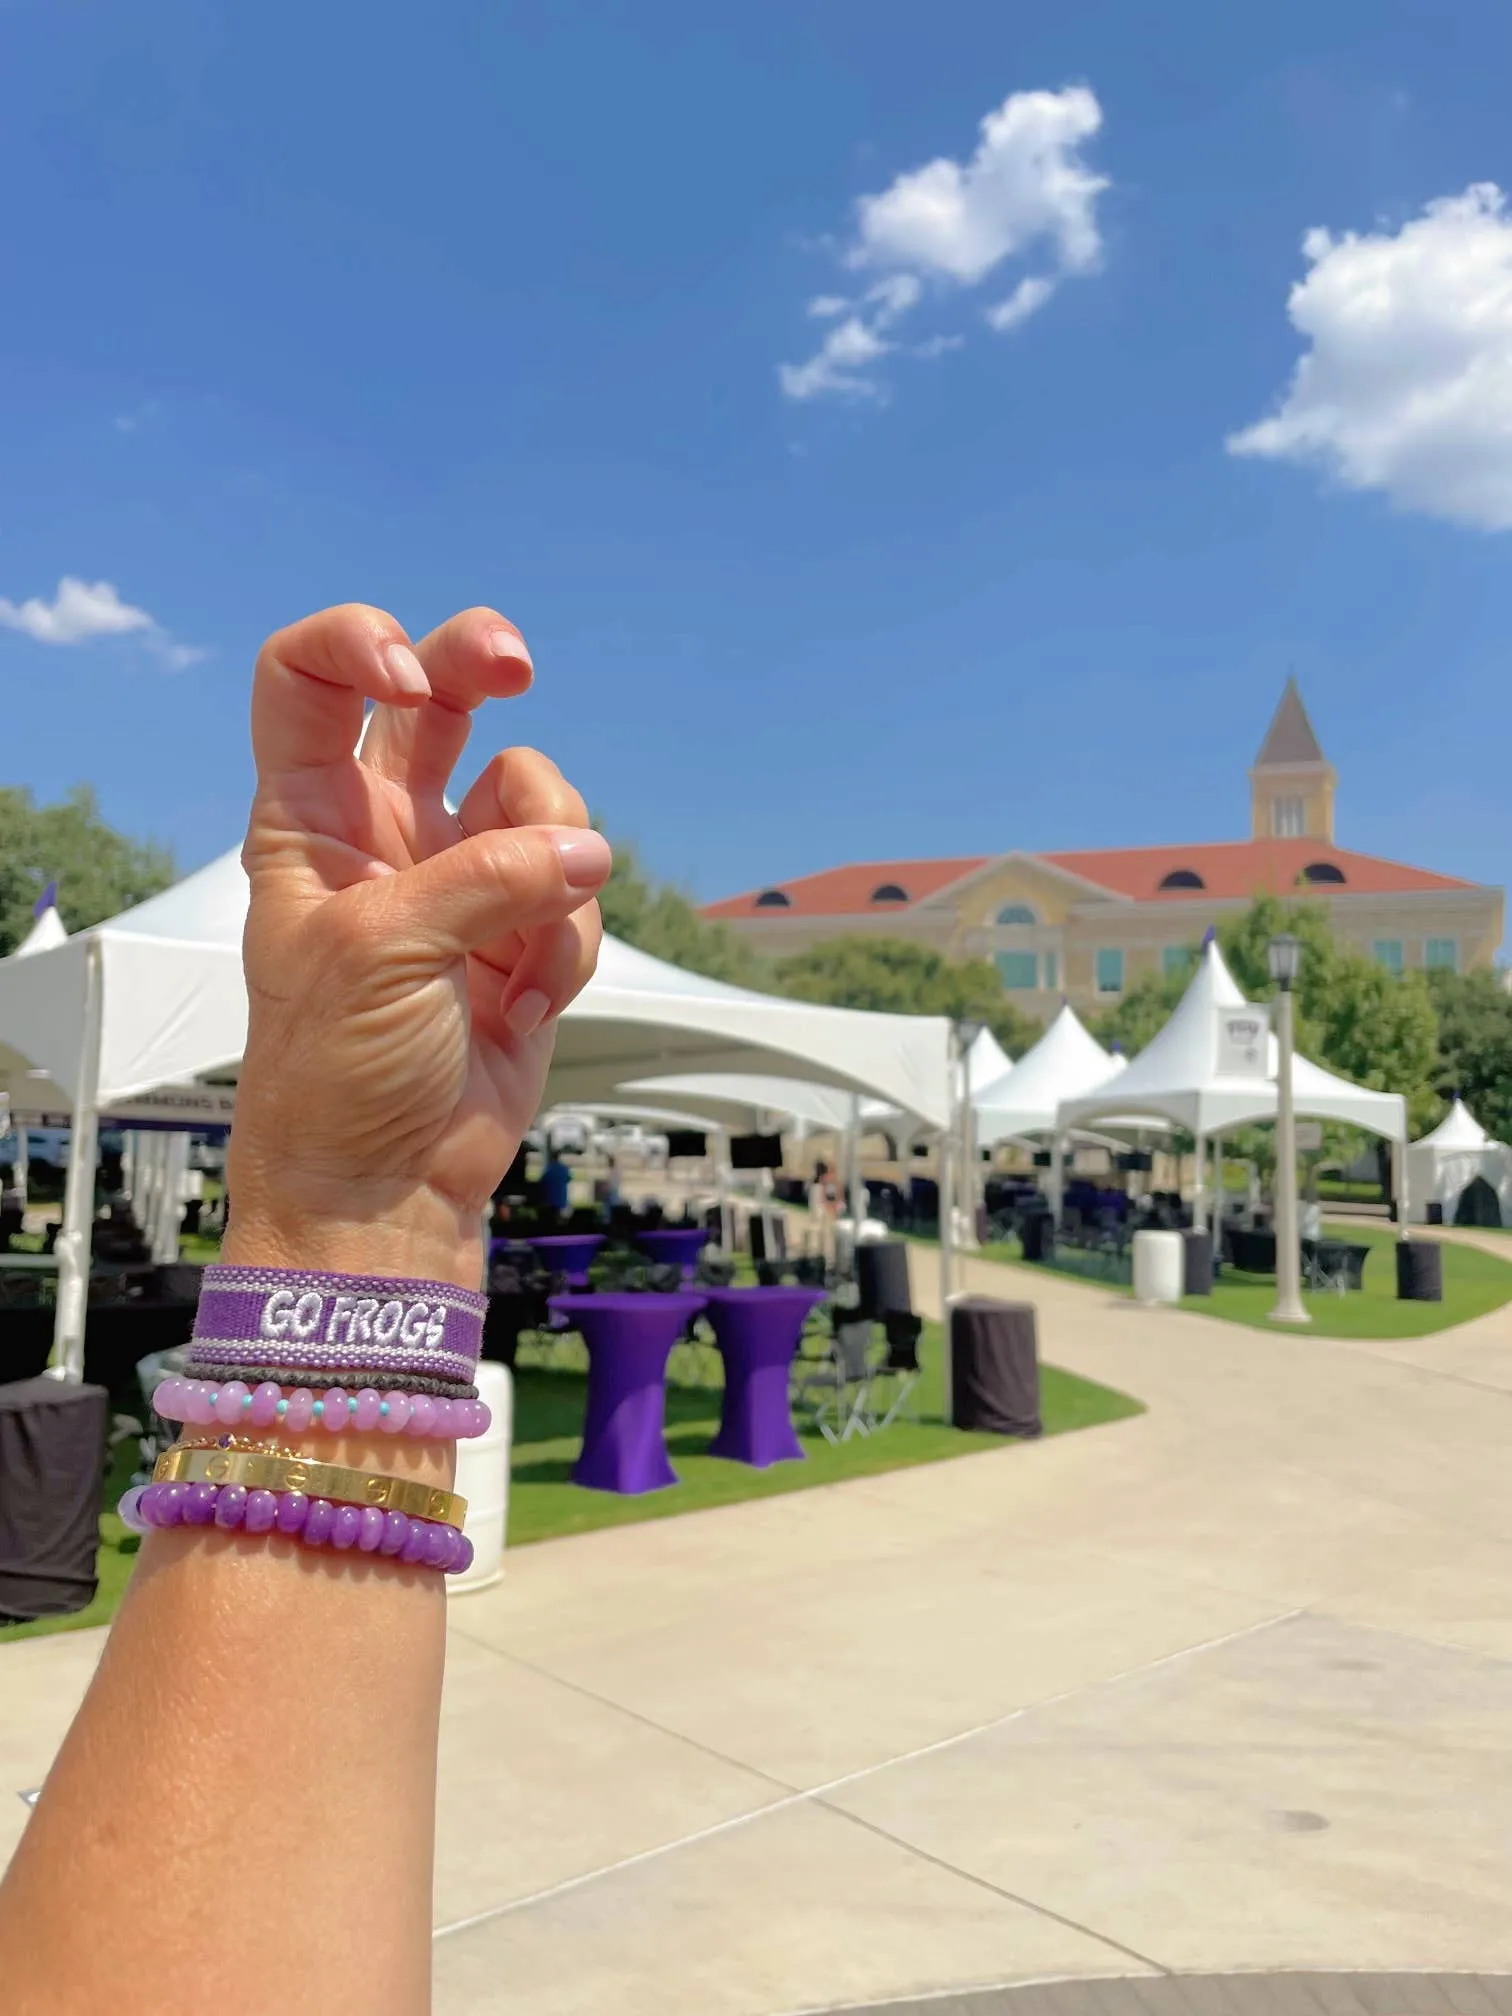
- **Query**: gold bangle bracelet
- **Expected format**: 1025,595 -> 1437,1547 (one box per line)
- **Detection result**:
152,1447 -> 465,1527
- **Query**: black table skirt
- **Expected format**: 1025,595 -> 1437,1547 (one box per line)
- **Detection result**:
1,1301 -> 198,1412
950,1296 -> 1041,1437
0,1375 -> 109,1621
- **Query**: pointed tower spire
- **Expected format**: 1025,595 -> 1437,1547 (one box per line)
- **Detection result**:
1255,677 -> 1325,768
1249,678 -> 1336,842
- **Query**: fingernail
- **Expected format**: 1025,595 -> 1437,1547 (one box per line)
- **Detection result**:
490,627 -> 533,672
551,829 -> 612,892
385,643 -> 431,697
505,988 -> 552,1038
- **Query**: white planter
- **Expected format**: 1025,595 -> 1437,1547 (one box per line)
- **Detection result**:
1132,1229 -> 1184,1307
448,1360 -> 511,1597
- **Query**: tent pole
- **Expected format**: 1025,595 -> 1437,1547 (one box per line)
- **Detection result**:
13,1118 -> 28,1211
1211,1131 -> 1223,1266
1192,1130 -> 1207,1233
844,1094 -> 864,1230
50,936 -> 103,1383
1393,1135 -> 1410,1235
958,1046 -> 978,1249
1049,1132 -> 1066,1230
938,1088 -> 957,1424
715,1125 -> 735,1255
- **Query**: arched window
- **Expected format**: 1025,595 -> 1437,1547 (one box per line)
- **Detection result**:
753,889 -> 791,908
1158,869 -> 1205,891
1301,861 -> 1346,885
995,902 -> 1037,925
870,883 -> 909,904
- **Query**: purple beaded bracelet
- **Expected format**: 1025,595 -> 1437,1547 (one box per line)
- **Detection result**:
152,1375 -> 490,1440
118,1480 -> 474,1576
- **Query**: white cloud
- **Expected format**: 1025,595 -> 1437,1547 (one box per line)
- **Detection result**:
986,274 -> 1056,331
1229,184 -> 1512,529
0,577 -> 154,644
0,575 -> 204,668
853,86 -> 1106,285
779,317 -> 891,402
779,86 -> 1107,402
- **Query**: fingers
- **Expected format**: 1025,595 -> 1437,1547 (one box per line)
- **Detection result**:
360,607 -> 533,805
251,604 -> 432,777
455,745 -> 588,843
368,825 -> 612,965
494,903 -> 606,1042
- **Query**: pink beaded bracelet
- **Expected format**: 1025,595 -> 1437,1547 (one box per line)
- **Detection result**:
152,1375 -> 490,1440
118,1479 -> 474,1575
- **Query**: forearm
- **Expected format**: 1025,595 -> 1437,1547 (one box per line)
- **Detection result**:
0,1220 -> 463,2016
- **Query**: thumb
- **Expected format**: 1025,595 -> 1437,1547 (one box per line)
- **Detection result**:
364,826 -> 612,961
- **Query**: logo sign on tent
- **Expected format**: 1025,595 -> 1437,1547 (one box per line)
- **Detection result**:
1214,1004 -> 1270,1078
5,1084 -> 238,1130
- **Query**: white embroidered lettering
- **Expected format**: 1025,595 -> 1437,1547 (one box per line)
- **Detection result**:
425,1308 -> 447,1350
326,1294 -> 355,1345
372,1299 -> 404,1344
352,1298 -> 378,1342
293,1292 -> 324,1340
261,1290 -> 296,1340
399,1301 -> 429,1346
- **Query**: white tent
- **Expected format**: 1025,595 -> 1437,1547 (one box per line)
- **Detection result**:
13,900 -> 67,959
1057,938 -> 1408,1227
1406,1099 -> 1512,1228
974,1004 -> 1123,1147
0,846 -> 952,1374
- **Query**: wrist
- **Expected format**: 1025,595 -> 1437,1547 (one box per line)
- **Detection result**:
222,1170 -> 484,1292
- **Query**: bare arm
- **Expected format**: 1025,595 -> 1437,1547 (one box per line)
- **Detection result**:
0,602 -> 608,2014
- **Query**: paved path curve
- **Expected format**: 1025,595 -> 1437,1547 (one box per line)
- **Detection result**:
7,1248 -> 1512,2014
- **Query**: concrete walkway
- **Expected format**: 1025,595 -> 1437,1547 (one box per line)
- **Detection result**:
6,1252 -> 1512,2014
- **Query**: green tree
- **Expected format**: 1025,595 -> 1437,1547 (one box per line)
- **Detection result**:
0,785 -> 173,956
598,840 -> 760,987
772,936 -> 1040,1057
1427,968 -> 1512,1142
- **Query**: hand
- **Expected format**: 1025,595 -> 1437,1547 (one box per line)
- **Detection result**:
226,602 -> 609,1286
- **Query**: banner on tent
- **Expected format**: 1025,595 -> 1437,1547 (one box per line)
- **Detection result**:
1213,1004 -> 1271,1078
5,1083 -> 237,1130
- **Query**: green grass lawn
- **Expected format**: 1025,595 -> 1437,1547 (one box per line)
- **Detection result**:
997,1223 -> 1512,1340
0,1317 -> 1140,1644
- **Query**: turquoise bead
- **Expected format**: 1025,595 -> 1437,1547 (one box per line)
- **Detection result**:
312,1400 -> 324,1419
276,1398 -> 288,1417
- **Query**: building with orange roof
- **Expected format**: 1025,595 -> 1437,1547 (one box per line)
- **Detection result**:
703,681 -> 1503,1022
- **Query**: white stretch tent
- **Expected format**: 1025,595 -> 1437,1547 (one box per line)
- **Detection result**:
1058,938 -> 1408,1229
1406,1100 -> 1512,1227
0,847 -> 953,1375
974,1004 -> 1122,1146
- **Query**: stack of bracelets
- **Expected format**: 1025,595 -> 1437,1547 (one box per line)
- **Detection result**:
118,1266 -> 492,1579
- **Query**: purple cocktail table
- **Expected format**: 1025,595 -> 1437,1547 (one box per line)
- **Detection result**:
633,1227 -> 710,1278
550,1291 -> 708,1495
701,1285 -> 828,1468
527,1233 -> 605,1288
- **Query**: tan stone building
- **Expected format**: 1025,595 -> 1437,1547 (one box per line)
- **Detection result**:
704,680 -> 1504,1021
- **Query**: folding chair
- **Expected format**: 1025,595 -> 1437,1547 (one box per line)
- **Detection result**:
792,1319 -> 875,1444
1303,1240 -> 1349,1296
875,1311 -> 923,1429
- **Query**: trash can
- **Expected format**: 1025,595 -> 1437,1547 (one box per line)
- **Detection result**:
1132,1229 -> 1184,1306
0,1377 -> 109,1623
1182,1228 -> 1214,1297
857,1239 -> 912,1320
1396,1239 -> 1444,1303
949,1297 -> 1041,1436
449,1360 -> 512,1597
1020,1209 -> 1054,1263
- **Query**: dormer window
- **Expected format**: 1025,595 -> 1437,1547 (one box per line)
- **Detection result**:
1300,861 -> 1345,885
753,889 -> 791,908
1158,869 -> 1205,891
995,903 -> 1037,925
870,883 -> 909,904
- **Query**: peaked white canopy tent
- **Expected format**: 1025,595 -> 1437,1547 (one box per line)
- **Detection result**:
1406,1099 -> 1512,1228
1057,939 -> 1409,1229
973,1004 -> 1123,1148
0,847 -> 954,1376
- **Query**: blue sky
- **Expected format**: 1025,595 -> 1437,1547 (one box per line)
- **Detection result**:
4,0 -> 1512,924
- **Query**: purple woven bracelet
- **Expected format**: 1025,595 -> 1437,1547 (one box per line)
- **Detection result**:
187,1266 -> 486,1390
